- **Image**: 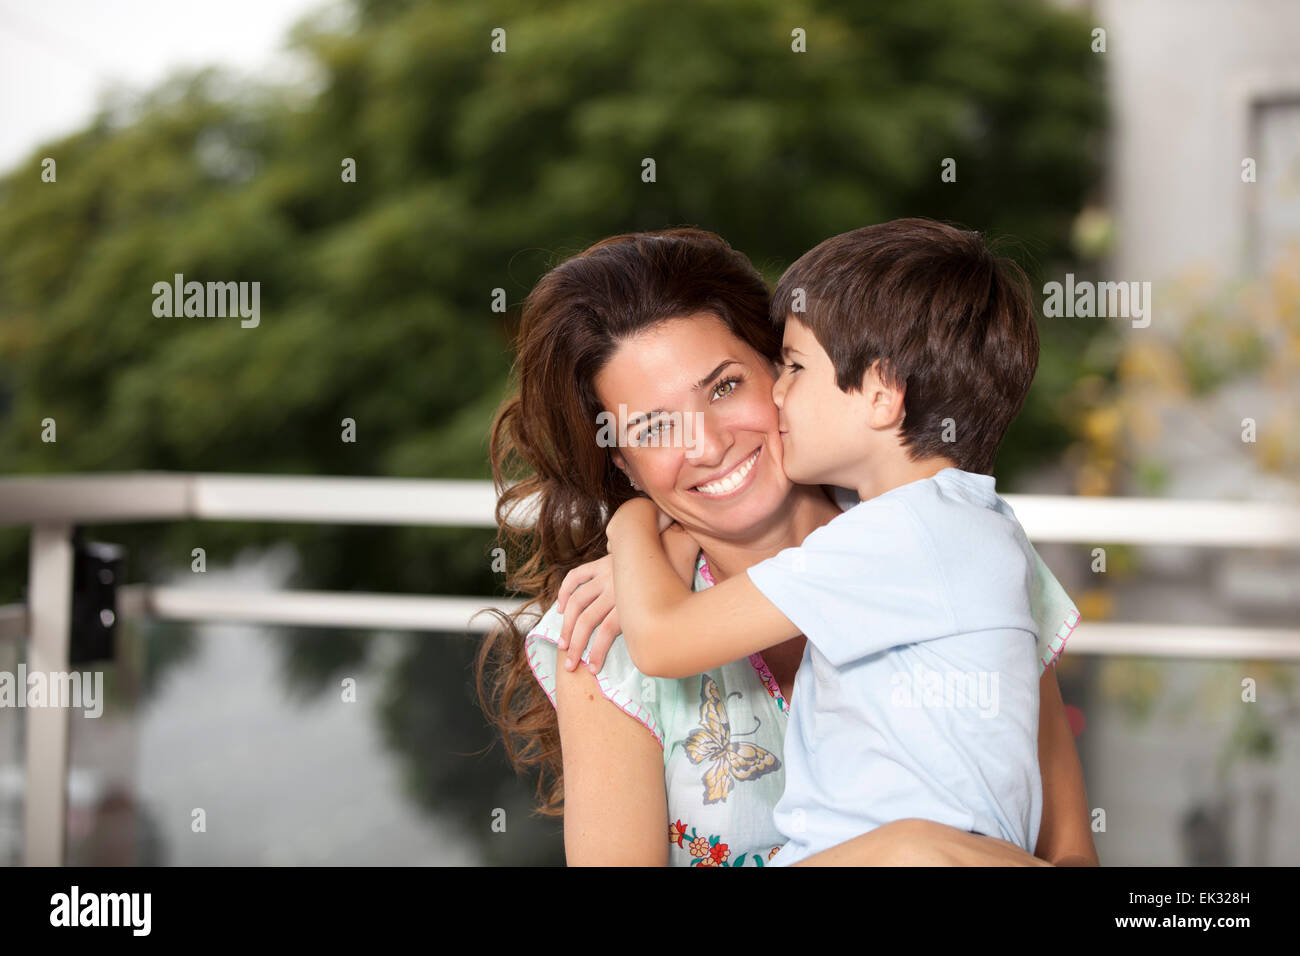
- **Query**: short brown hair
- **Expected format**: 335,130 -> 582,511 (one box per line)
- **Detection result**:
771,218 -> 1039,475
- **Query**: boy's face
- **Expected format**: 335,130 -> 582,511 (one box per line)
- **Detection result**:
771,316 -> 876,487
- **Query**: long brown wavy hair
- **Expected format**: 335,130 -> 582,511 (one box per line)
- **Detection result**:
475,227 -> 782,817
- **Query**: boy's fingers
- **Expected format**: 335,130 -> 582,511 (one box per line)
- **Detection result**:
556,562 -> 598,614
558,577 -> 595,649
563,606 -> 597,670
564,593 -> 614,671
586,610 -> 622,674
559,567 -> 612,648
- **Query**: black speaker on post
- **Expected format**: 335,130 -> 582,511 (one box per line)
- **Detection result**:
70,527 -> 125,666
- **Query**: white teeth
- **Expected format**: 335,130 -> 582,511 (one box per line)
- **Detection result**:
695,448 -> 760,495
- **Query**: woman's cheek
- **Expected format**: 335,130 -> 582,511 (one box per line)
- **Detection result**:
743,391 -> 781,429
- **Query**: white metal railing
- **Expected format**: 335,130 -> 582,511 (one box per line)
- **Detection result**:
1,471 -> 1299,867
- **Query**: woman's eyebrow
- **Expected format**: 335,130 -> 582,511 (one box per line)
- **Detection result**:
693,360 -> 740,389
624,360 -> 741,429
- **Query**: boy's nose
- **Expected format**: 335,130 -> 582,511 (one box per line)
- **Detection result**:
771,374 -> 787,407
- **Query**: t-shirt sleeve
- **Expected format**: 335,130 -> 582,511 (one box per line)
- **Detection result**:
522,599 -> 666,749
745,499 -> 956,667
1026,544 -> 1081,673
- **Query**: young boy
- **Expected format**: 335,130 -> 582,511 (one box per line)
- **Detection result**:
605,218 -> 1054,867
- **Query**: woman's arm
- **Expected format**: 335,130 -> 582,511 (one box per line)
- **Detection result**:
795,819 -> 1052,866
1034,665 -> 1099,865
553,645 -> 669,865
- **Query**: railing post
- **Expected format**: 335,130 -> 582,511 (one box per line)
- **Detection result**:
22,523 -> 73,867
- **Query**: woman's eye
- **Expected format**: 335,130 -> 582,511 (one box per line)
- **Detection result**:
783,362 -> 802,373
712,375 -> 742,400
635,420 -> 669,443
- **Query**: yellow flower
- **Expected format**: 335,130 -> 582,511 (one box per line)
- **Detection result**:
1076,589 -> 1113,622
1127,402 -> 1162,445
1081,406 -> 1121,446
1074,463 -> 1112,497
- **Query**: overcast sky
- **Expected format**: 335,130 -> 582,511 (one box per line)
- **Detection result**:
0,0 -> 329,172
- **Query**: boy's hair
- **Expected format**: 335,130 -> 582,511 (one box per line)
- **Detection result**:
771,218 -> 1039,475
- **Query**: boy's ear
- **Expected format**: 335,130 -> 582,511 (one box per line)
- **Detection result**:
862,360 -> 907,429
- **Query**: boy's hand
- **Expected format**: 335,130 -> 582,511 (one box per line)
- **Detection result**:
557,515 -> 699,675
556,554 -> 620,674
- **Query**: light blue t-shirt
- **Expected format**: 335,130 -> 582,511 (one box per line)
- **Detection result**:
746,468 -> 1043,866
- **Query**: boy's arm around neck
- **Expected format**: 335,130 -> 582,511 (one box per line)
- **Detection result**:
607,498 -> 801,678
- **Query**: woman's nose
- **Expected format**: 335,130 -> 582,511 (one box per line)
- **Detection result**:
685,409 -> 730,464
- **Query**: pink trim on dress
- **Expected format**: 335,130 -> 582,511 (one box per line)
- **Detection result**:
697,551 -> 716,586
524,627 -> 666,748
747,653 -> 788,713
1041,607 -> 1081,670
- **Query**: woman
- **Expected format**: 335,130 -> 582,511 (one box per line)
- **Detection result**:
476,228 -> 1096,866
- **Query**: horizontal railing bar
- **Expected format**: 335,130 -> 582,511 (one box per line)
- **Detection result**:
1065,622 -> 1300,660
190,474 -> 505,527
0,472 -> 508,527
0,473 -> 194,524
0,473 -> 1297,546
1005,494 -> 1300,547
4,591 -> 1285,660
115,586 -> 526,633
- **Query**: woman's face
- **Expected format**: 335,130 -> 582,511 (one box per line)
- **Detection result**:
594,313 -> 794,538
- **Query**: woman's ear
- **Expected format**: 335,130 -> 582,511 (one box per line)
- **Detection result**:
611,450 -> 641,490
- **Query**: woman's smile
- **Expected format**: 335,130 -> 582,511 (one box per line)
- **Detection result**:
689,444 -> 763,498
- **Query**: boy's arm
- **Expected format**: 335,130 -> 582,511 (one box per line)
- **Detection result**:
556,523 -> 703,673
607,498 -> 800,678
661,523 -> 703,588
